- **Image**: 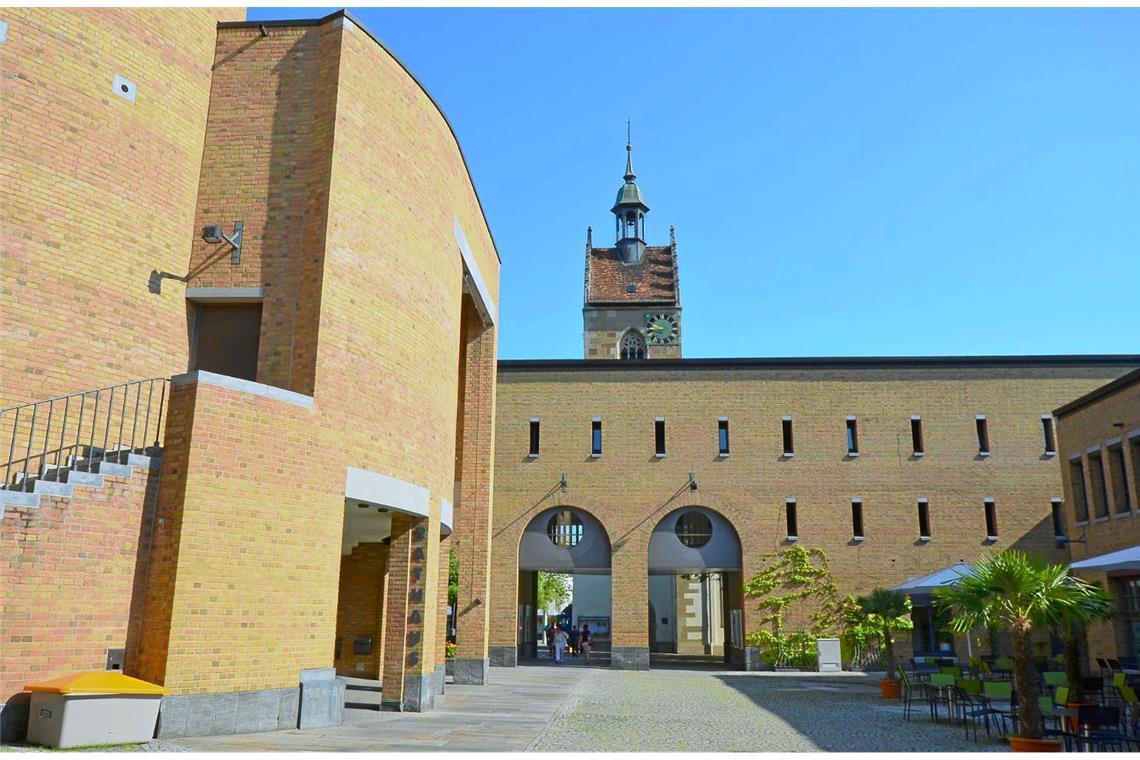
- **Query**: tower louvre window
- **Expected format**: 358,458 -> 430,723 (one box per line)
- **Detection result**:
782,416 -> 794,457
976,415 -> 990,456
851,499 -> 864,540
654,417 -> 666,457
846,416 -> 859,456
984,498 -> 998,539
620,330 -> 646,360
718,417 -> 730,456
918,498 -> 931,540
528,418 -> 540,458
785,498 -> 798,541
591,418 -> 602,456
911,416 -> 924,457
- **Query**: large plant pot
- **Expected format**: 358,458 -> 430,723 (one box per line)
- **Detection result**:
1009,737 -> 1061,752
879,679 -> 901,699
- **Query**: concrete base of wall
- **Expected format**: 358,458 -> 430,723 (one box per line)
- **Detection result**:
432,665 -> 445,697
382,668 -> 443,713
156,687 -> 299,739
744,647 -> 764,671
610,647 -> 650,671
489,646 -> 517,667
298,668 -> 345,730
0,695 -> 30,744
452,658 -> 489,685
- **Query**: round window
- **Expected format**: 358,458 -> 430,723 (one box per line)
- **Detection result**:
546,510 -> 584,548
675,511 -> 712,548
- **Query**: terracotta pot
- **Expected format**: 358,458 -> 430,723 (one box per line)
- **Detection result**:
879,679 -> 902,699
1009,737 -> 1061,752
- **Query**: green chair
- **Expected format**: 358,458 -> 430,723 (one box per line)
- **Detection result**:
1044,671 -> 1067,687
995,657 -> 1014,671
1114,672 -> 1127,689
898,665 -> 918,721
957,678 -> 983,695
983,680 -> 1015,735
927,673 -> 956,721
931,673 -> 956,686
940,665 -> 963,678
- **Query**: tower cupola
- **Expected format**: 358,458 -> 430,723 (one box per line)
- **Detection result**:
611,135 -> 649,264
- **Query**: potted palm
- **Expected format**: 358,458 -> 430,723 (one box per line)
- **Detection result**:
1058,582 -> 1113,700
857,588 -> 911,699
934,551 -> 1112,752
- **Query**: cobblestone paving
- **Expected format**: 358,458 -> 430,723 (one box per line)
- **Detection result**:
533,669 -> 1008,752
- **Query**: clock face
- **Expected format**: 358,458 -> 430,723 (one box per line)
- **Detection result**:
644,312 -> 679,345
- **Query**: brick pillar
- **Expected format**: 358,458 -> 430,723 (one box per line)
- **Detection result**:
610,537 -> 650,670
434,535 -> 451,697
454,320 -> 497,684
380,513 -> 435,711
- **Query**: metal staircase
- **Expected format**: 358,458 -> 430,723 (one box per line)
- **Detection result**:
1,378 -> 168,512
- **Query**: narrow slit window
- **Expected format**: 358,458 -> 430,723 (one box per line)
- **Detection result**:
1089,450 -> 1109,518
1051,497 -> 1065,539
1109,443 -> 1131,514
846,416 -> 859,456
1042,415 -> 1057,455
852,499 -> 864,540
528,418 -> 540,457
984,498 -> 998,539
1130,436 -> 1140,513
591,418 -> 602,456
655,417 -> 666,457
976,415 -> 990,456
918,498 -> 931,540
1071,459 -> 1089,523
785,499 -> 798,540
911,416 -> 924,456
782,416 -> 794,456
718,417 -> 730,456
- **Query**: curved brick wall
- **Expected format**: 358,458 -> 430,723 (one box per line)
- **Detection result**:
0,9 -> 242,408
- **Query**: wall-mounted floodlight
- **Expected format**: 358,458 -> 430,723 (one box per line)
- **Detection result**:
560,473 -> 568,494
201,221 -> 244,265
689,472 -> 698,492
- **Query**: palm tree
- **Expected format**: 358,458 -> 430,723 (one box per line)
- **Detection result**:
933,550 -> 1113,741
857,587 -> 911,680
1057,582 -> 1113,696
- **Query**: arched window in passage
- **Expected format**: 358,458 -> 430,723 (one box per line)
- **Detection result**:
675,510 -> 713,548
546,510 -> 584,547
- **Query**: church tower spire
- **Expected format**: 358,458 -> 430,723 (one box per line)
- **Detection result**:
612,122 -> 649,264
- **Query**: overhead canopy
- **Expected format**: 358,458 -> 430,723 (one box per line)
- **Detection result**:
892,562 -> 975,603
1070,545 -> 1140,574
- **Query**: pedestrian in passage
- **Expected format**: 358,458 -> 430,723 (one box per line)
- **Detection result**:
579,623 -> 592,665
552,624 -> 568,664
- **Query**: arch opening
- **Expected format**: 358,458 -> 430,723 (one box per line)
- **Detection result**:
517,507 -> 613,667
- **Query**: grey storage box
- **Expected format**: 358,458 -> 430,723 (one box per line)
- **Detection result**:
25,671 -> 167,748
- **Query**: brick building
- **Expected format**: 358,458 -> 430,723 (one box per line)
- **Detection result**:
1055,369 -> 1140,663
487,143 -> 1140,671
2,8 -> 499,741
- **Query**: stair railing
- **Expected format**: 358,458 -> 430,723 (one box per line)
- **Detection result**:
2,377 -> 168,491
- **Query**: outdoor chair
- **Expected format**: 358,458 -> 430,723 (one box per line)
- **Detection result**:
926,673 -> 957,722
939,665 -> 963,678
1082,675 -> 1107,706
1043,671 -> 1067,688
1117,684 -> 1140,734
955,685 -> 1004,742
898,665 -> 919,722
980,680 -> 1016,735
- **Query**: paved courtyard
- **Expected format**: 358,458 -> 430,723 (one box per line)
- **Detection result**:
171,664 -> 1006,752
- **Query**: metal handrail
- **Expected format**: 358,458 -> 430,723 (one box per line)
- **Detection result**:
2,377 -> 168,491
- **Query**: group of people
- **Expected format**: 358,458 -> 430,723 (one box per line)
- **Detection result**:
545,622 -> 592,665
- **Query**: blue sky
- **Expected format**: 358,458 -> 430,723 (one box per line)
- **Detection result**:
249,7 -> 1140,360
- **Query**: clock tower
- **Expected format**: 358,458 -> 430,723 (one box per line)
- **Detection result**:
583,138 -> 682,360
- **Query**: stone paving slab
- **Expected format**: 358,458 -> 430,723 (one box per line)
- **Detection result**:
169,666 -> 1008,752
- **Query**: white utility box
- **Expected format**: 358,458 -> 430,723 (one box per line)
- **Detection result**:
816,637 -> 842,673
25,671 -> 168,749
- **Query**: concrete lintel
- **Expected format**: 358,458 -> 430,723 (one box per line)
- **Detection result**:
185,286 -> 265,303
345,466 -> 429,519
454,216 -> 498,326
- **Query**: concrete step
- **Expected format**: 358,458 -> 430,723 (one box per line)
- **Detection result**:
1,447 -> 160,518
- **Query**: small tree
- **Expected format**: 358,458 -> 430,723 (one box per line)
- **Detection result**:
934,551 -> 1113,741
537,571 -> 571,613
856,588 -> 912,678
744,546 -> 843,666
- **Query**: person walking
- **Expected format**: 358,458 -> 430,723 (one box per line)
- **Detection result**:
552,624 -> 568,665
544,620 -> 554,661
580,623 -> 592,665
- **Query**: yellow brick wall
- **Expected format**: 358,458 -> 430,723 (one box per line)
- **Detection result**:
0,8 -> 241,408
1056,375 -> 1140,662
491,362 -> 1135,652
